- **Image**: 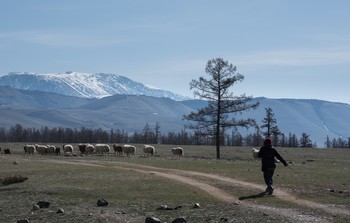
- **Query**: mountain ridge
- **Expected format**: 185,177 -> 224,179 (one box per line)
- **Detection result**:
0,72 -> 189,101
1,85 -> 349,147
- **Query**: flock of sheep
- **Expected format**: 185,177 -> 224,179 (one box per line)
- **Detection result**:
21,144 -> 184,158
5,144 -> 259,159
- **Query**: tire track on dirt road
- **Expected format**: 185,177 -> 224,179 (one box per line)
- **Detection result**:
48,159 -> 349,222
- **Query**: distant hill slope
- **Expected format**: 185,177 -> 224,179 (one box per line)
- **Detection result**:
0,72 -> 189,101
0,86 -> 94,108
1,86 -> 349,147
236,97 -> 350,146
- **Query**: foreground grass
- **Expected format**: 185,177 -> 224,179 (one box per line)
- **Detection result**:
0,143 -> 349,222
0,157 -> 219,222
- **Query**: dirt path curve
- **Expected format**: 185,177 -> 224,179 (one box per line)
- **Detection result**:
47,159 -> 349,222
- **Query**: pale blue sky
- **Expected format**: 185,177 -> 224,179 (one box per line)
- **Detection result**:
1,0 -> 349,104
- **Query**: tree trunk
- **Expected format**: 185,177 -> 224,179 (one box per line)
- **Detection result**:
216,131 -> 220,159
216,90 -> 221,159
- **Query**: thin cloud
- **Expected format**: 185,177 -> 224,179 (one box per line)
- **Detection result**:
0,30 -> 132,48
233,47 -> 350,67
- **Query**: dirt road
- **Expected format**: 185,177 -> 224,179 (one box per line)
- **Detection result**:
48,159 -> 349,223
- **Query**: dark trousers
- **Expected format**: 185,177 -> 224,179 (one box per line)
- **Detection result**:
263,168 -> 275,188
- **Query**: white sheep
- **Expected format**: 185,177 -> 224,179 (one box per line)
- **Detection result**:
24,145 -> 36,155
35,144 -> 48,155
95,144 -> 110,155
252,148 -> 260,159
171,147 -> 184,158
85,144 -> 95,155
143,145 -> 155,156
123,144 -> 136,157
63,144 -> 74,153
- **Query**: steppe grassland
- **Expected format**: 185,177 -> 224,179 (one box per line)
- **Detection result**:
0,143 -> 349,222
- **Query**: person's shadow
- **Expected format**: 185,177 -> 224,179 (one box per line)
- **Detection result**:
238,192 -> 267,200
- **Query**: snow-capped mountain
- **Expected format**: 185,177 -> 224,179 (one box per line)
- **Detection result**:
0,72 -> 189,101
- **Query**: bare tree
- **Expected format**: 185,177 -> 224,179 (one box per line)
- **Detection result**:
155,122 -> 161,144
324,135 -> 331,148
184,58 -> 259,159
261,107 -> 277,138
300,132 -> 312,148
271,125 -> 281,146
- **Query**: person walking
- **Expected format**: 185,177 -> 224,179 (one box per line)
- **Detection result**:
258,138 -> 288,195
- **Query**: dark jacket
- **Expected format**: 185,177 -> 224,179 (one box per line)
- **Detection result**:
257,145 -> 287,171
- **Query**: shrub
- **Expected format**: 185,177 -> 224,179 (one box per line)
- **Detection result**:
1,175 -> 28,186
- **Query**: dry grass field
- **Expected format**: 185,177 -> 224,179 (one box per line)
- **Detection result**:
0,143 -> 349,222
